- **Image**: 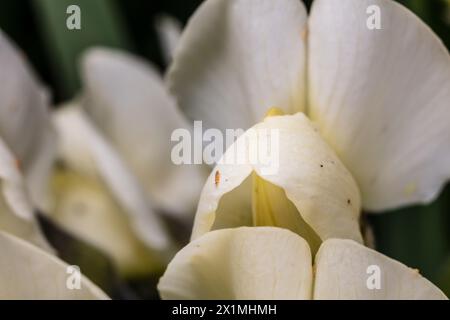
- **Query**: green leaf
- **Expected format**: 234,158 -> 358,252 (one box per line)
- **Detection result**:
369,185 -> 450,283
402,0 -> 431,22
32,0 -> 130,99
436,255 -> 450,297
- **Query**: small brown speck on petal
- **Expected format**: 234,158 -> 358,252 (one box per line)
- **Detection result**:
301,26 -> 308,41
15,158 -> 22,172
215,170 -> 221,187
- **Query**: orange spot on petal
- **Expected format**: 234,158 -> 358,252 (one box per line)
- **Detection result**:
215,170 -> 221,187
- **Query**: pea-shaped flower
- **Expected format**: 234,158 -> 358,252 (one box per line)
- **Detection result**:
159,0 -> 450,300
167,0 -> 450,213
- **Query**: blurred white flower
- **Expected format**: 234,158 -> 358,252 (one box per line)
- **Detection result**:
0,27 -> 177,279
158,227 -> 447,299
0,135 -> 52,252
78,48 -> 208,220
49,105 -> 174,277
0,37 -> 106,298
0,30 -> 55,212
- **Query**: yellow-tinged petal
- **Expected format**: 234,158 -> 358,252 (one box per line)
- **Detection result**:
158,227 -> 313,300
49,105 -> 174,276
0,231 -> 108,299
49,168 -> 165,277
52,105 -> 172,252
314,239 -> 448,300
192,113 -> 362,248
251,172 -> 322,254
264,107 -> 285,118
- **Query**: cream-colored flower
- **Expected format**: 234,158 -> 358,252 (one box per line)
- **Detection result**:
191,113 -> 363,252
159,0 -> 450,300
168,0 -> 450,213
158,227 -> 447,300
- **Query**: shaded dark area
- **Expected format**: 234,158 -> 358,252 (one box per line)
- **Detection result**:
0,0 -> 52,86
37,211 -> 137,299
369,184 -> 450,284
118,0 -> 203,69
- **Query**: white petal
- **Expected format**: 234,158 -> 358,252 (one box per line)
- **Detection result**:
81,48 -> 207,217
49,168 -> 165,277
0,137 -> 52,251
308,0 -> 450,211
192,113 -> 362,246
158,227 -> 313,299
0,29 -> 56,209
167,0 -> 307,131
155,15 -> 182,65
0,231 -> 108,299
52,105 -> 172,253
314,239 -> 448,300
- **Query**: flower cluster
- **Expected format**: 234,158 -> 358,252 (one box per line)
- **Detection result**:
0,0 -> 449,300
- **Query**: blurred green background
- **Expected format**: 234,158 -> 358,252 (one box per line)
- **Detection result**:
0,0 -> 449,295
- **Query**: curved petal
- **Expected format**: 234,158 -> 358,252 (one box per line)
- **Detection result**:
155,15 -> 182,65
49,168 -> 165,277
158,227 -> 312,300
314,239 -> 448,300
52,105 -> 173,254
308,0 -> 450,211
0,137 -> 52,252
0,231 -> 108,299
0,29 -> 56,209
167,0 -> 307,131
192,113 -> 362,246
81,48 -> 208,217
